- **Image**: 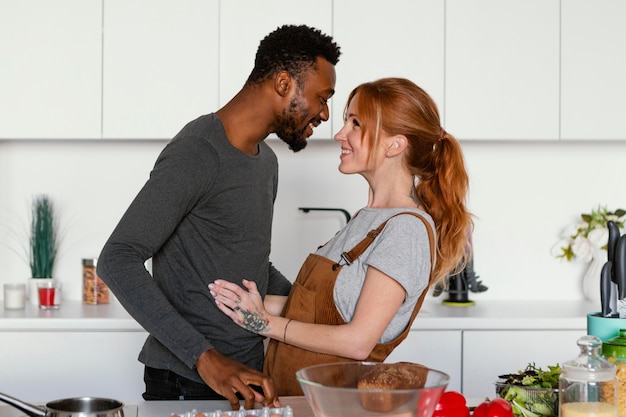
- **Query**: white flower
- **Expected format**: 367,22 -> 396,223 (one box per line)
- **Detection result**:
561,223 -> 581,239
553,206 -> 626,263
571,236 -> 593,263
587,227 -> 609,250
551,239 -> 571,259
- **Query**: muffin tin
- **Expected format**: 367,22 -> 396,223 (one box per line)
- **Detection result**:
170,405 -> 293,417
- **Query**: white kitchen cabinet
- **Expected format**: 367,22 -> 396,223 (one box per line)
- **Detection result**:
0,0 -> 102,139
0,331 -> 148,402
4,0 -> 626,142
219,0 -> 333,140
561,0 -> 626,140
386,330 -> 462,393
0,300 -> 592,402
462,330 -> 584,398
102,0 -> 219,139
445,0 -> 560,140
332,0 -> 445,136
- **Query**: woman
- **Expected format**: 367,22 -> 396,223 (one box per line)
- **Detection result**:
209,77 -> 473,395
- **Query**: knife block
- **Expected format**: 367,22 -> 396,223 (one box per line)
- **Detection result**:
587,312 -> 626,341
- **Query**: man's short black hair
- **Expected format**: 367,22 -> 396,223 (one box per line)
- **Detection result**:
246,24 -> 341,86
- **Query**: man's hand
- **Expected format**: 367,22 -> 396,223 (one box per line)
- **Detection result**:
195,349 -> 280,410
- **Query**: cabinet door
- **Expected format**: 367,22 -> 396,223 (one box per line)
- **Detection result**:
103,0 -> 219,139
386,330 -> 462,393
462,330 -> 584,398
0,331 -> 148,402
561,0 -> 626,140
445,0 -> 560,140
0,0 -> 101,139
219,0 -> 333,139
333,0 -> 445,137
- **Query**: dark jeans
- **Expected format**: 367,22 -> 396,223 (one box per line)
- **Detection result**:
142,366 -> 225,401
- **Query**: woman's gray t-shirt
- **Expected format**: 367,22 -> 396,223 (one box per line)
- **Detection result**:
314,207 -> 435,343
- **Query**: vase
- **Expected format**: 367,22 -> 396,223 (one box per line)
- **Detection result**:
27,277 -> 53,305
582,249 -> 608,304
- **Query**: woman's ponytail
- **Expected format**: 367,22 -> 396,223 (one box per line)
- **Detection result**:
416,131 -> 473,285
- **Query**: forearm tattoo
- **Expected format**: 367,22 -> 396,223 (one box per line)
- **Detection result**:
237,307 -> 270,333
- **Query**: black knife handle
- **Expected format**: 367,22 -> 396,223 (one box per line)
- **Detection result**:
606,220 -> 620,262
615,235 -> 626,300
601,261 -> 613,317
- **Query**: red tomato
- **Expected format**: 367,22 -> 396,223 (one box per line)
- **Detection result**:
432,391 -> 470,417
472,398 -> 513,417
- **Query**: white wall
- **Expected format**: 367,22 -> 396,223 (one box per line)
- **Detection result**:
0,138 -> 624,302
271,138 -> 626,302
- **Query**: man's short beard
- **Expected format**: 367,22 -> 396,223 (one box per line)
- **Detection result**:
279,133 -> 308,152
275,96 -> 309,153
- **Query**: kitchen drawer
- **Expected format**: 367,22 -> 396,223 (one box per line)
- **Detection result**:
386,330 -> 462,393
462,329 -> 585,398
0,331 -> 148,402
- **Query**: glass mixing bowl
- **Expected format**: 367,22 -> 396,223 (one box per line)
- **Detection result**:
296,362 -> 450,417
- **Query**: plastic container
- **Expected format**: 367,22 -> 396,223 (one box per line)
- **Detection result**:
168,405 -> 293,417
82,258 -> 110,304
559,335 -> 618,417
495,382 -> 558,417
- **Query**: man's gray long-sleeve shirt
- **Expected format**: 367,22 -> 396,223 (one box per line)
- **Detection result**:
97,113 -> 292,383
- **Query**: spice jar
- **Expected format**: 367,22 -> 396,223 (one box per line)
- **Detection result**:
602,329 -> 626,417
82,258 -> 109,304
559,335 -> 618,417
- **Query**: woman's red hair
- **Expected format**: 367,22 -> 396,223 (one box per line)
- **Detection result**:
345,78 -> 473,285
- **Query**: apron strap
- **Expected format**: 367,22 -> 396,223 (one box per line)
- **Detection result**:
333,211 -> 435,279
335,211 -> 436,357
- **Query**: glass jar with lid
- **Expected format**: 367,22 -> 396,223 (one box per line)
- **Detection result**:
559,335 -> 617,417
82,258 -> 110,304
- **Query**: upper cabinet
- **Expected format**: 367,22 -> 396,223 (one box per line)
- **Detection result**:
102,0 -> 219,139
445,0 -> 560,140
332,0 -> 445,137
0,0 -> 102,139
561,0 -> 626,140
2,0 -> 626,141
219,0 -> 333,140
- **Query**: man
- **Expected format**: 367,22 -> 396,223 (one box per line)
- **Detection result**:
97,25 -> 341,409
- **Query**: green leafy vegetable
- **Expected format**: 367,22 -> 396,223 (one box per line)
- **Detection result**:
496,363 -> 561,417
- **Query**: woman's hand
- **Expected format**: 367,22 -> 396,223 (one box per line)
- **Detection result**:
209,279 -> 272,335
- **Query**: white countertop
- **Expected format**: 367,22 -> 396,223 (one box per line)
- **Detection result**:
0,299 -> 144,331
0,298 -> 597,332
0,396 -> 486,417
415,298 -> 596,330
0,399 -> 293,417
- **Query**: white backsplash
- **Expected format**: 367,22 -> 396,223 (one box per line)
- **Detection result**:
0,138 -> 624,302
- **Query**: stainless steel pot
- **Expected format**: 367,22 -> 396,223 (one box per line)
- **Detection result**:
0,391 -> 124,417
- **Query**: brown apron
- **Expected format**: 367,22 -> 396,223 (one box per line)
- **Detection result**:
264,211 -> 435,395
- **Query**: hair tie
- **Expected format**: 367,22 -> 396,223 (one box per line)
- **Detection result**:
439,128 -> 447,141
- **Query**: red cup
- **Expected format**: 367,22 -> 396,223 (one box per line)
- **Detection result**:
37,281 -> 61,309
